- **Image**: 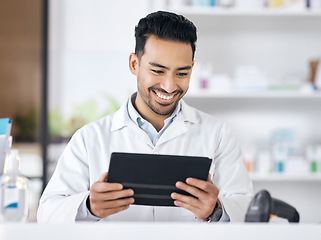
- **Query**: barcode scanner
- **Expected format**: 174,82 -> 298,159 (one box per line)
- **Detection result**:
245,190 -> 300,223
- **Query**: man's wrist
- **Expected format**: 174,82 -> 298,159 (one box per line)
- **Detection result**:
203,200 -> 223,223
86,195 -> 93,215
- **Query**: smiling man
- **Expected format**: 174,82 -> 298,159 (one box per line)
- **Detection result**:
130,35 -> 193,131
38,11 -> 253,223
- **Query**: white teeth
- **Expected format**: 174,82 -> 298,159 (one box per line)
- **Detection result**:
156,92 -> 174,100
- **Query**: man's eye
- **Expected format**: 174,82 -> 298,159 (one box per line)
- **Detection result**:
151,69 -> 164,74
177,72 -> 188,77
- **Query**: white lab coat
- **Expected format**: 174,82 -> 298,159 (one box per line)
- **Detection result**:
37,98 -> 253,223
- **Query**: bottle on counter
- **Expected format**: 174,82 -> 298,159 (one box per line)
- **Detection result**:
0,149 -> 29,222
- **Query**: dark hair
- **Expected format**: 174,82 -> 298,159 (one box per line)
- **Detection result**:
135,11 -> 197,60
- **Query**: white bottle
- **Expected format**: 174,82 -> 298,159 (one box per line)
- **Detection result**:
0,149 -> 29,222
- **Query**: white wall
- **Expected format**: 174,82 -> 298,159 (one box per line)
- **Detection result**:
49,0 -> 151,117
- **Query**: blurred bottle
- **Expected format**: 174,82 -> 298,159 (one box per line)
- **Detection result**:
243,144 -> 256,172
306,144 -> 321,173
256,151 -> 272,174
199,63 -> 212,90
235,0 -> 265,9
191,0 -> 217,7
272,143 -> 287,173
0,149 -> 29,222
307,0 -> 321,9
269,0 -> 284,8
271,128 -> 300,173
218,0 -> 235,8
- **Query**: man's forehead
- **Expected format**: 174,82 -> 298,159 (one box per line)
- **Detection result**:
144,36 -> 192,55
141,37 -> 193,67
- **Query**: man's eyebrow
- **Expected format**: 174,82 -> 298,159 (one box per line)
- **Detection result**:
149,62 -> 192,71
149,62 -> 169,70
177,66 -> 192,71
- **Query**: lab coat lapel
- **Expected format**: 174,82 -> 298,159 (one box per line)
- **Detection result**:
123,121 -> 154,148
157,100 -> 198,146
110,98 -> 154,148
110,98 -> 198,148
156,114 -> 188,145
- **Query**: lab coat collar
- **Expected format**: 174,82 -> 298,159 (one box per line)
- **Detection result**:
110,98 -> 156,146
111,96 -> 199,132
180,99 -> 199,124
155,100 -> 199,146
110,99 -> 130,132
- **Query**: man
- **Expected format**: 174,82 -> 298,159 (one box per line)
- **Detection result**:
37,11 -> 253,223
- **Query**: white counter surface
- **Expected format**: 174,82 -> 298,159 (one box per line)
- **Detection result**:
0,223 -> 320,240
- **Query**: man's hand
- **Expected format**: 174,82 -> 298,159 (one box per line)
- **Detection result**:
88,172 -> 135,219
171,174 -> 219,220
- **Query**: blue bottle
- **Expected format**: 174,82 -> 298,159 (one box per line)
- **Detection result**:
0,149 -> 29,222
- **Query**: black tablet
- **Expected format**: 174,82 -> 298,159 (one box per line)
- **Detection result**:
106,152 -> 212,207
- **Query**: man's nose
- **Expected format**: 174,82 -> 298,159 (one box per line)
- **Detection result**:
160,74 -> 177,93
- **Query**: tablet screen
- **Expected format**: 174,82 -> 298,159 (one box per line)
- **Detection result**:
106,152 -> 212,206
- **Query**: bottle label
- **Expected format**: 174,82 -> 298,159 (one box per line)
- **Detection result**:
4,186 -> 19,208
311,161 -> 317,173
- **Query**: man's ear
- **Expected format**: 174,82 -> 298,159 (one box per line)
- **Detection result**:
129,53 -> 139,76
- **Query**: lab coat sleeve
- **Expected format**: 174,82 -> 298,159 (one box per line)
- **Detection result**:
216,198 -> 230,222
75,193 -> 101,221
37,129 -> 92,223
213,122 -> 253,222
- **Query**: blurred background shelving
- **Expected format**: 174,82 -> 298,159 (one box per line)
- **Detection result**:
1,0 -> 321,222
169,6 -> 321,16
186,91 -> 321,98
249,172 -> 321,182
166,0 -> 321,223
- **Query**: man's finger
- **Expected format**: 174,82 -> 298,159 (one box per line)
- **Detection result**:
99,172 -> 108,182
93,204 -> 131,219
100,189 -> 134,201
186,178 -> 208,190
207,174 -> 212,183
173,200 -> 205,219
102,205 -> 131,218
186,178 -> 218,196
175,181 -> 207,199
171,192 -> 199,208
92,181 -> 124,193
102,197 -> 135,209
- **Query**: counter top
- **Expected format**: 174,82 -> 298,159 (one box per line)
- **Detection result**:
0,223 -> 320,240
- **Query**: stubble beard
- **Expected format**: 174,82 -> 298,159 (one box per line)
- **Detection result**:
140,86 -> 183,116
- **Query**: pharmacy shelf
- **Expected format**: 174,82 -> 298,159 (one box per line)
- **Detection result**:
185,91 -> 321,99
250,173 -> 321,182
169,6 -> 321,17
12,142 -> 43,179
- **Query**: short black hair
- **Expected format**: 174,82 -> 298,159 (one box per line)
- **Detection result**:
135,11 -> 197,60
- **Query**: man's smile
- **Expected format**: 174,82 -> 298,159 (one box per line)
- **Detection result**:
155,91 -> 174,100
151,89 -> 181,106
